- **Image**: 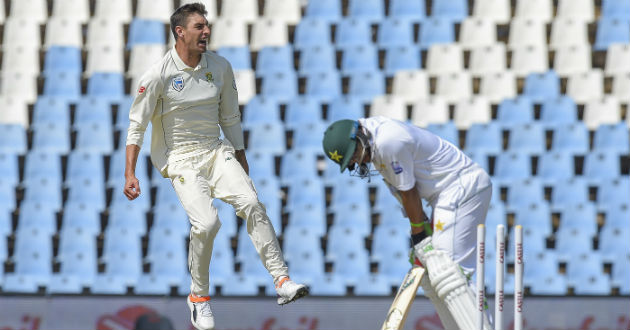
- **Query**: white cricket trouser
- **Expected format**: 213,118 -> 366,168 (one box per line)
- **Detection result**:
167,141 -> 288,296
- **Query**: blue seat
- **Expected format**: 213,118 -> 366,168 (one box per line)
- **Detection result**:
127,19 -> 166,48
220,273 -> 260,296
593,123 -> 629,153
464,122 -> 502,155
66,151 -> 105,186
90,274 -> 128,294
512,202 -> 552,237
373,180 -> 401,214
145,248 -> 187,286
540,96 -> 577,129
304,0 -> 342,23
246,122 -> 286,156
496,96 -> 534,129
31,122 -> 70,155
247,151 -> 275,181
341,44 -> 378,75
22,180 -> 63,214
56,249 -> 97,288
283,225 -> 324,260
389,0 -> 426,23
304,70 -> 342,103
310,273 -> 347,296
0,153 -> 19,187
600,226 -> 630,263
102,251 -> 142,286
485,202 -> 507,230
377,18 -> 414,48
66,177 -> 106,211
242,95 -> 281,127
134,274 -> 172,295
32,96 -> 70,131
493,151 -> 531,185
260,71 -> 297,102
326,225 -> 367,262
17,200 -> 58,234
384,45 -> 421,76
432,0 -> 468,22
74,97 -> 112,127
524,251 -> 567,295
286,177 -> 326,209
42,71 -> 81,103
567,253 -> 611,295
11,228 -> 53,287
154,178 -> 180,206
602,0 -> 630,20
0,124 -> 27,155
216,46 -> 251,70
58,225 -> 98,259
23,151 -> 62,186
280,149 -> 319,182
147,227 -> 185,257
371,225 -> 408,263
330,176 -> 370,208
0,208 -> 10,238
292,121 -> 328,153
330,202 -> 372,237
426,122 -> 459,147
285,96 -> 322,129
332,248 -> 370,286
294,18 -> 331,50
550,177 -> 589,211
152,202 -> 190,238
208,236 -> 235,286
603,203 -> 630,230
354,273 -> 392,296
597,177 -> 630,209
612,256 -> 630,294
108,149 -> 149,189
594,18 -> 630,51
299,44 -> 336,76
255,45 -> 294,76
2,274 -> 40,293
557,202 -> 598,238
87,72 -> 125,100
286,249 -> 325,285
114,95 -> 134,132
419,18 -> 454,50
43,46 -> 82,75
75,121 -> 114,154
551,122 -> 589,155
538,151 -> 575,185
555,228 -> 593,262
286,202 -> 327,237
108,202 -> 147,237
47,274 -> 84,294
335,18 -> 372,49
506,178 -> 546,209
507,123 -> 545,155
523,71 -> 560,103
348,0 -> 384,23
348,71 -> 385,104
584,151 -> 621,185
327,96 -> 364,122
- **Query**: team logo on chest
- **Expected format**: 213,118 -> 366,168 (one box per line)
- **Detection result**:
205,72 -> 214,82
172,76 -> 185,92
391,161 -> 403,174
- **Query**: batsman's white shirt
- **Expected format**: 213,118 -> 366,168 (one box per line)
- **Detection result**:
126,48 -> 288,296
359,116 -> 492,272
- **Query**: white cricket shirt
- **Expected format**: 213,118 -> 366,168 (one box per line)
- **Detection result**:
126,47 -> 242,177
359,116 -> 491,207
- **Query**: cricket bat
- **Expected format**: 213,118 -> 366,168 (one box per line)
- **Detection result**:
381,266 -> 426,330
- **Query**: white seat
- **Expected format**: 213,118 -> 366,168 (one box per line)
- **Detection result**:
510,45 -> 548,77
410,97 -> 449,127
264,0 -> 302,25
0,96 -> 29,128
85,45 -> 125,76
583,96 -> 621,130
553,44 -> 591,76
612,73 -> 630,104
3,17 -> 41,50
459,18 -> 496,49
10,0 -> 47,24
479,71 -> 517,104
51,0 -> 90,24
605,44 -> 630,75
86,18 -> 125,51
426,43 -> 463,75
94,0 -> 133,24
556,0 -> 594,23
250,18 -> 289,51
508,18 -> 546,49
567,69 -> 604,104
370,95 -> 407,121
550,18 -> 589,50
128,44 -> 167,79
180,0 -> 217,21
454,97 -> 492,129
392,70 -> 429,104
514,0 -> 552,23
44,17 -> 83,49
1,46 -> 40,77
221,0 -> 258,23
469,43 -> 507,75
0,0 -> 5,24
136,0 -> 174,23
472,0 -> 511,24
435,72 -> 472,103
234,69 -> 256,105
210,18 -> 249,49
0,72 -> 38,104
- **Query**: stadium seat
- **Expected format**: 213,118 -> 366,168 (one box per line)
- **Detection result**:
263,0 -> 301,25
594,18 -> 630,51
554,45 -> 592,76
464,123 -> 502,155
32,96 -> 70,131
60,202 -> 101,237
597,177 -> 630,210
280,149 -> 319,183
327,96 -> 364,123
539,152 -> 576,186
555,228 -> 593,262
460,18 -> 496,49
75,122 -> 115,155
309,273 -> 347,296
514,0 -> 553,22
210,18 -> 248,49
17,200 -> 58,235
260,71 -> 298,102
550,18 -> 589,50
507,123 -> 546,155
66,151 -> 105,186
494,151 -> 532,185
256,45 -> 294,76
566,253 -> 611,295
285,249 -> 325,285
472,0 -> 511,24
389,0 -> 426,22
602,0 -> 630,20
557,202 -> 598,238
0,125 -> 26,156
583,151 -> 621,185
556,0 -> 594,22
432,0 -> 468,22
354,273 -> 392,296
42,71 -> 81,104
392,70 -> 429,105
221,273 -> 260,296
384,45 -> 421,76
221,0 -> 257,23
246,122 -> 286,156
331,249 -> 370,286
299,44 -> 336,75
437,72 -> 473,104
369,95 -> 407,121
215,46 -> 250,72
426,122 -> 459,147
603,203 -> 630,230
551,122 -> 589,155
371,225 -> 409,263
285,202 -> 327,237
21,178 -> 63,215
567,70 -> 604,104
419,17 -> 455,50
507,178 -> 546,209
330,202 -> 372,237
605,44 -> 630,75
326,225 -> 367,263
410,97 -> 448,127
612,256 -> 630,294
347,0 -> 384,23
2,46 -> 39,78
584,96 -> 622,130
247,151 -> 276,181
85,44 -> 125,76
86,17 -> 125,51
496,96 -> 535,129
509,18 -> 546,49
44,17 -> 83,49
56,248 -> 98,288
304,0 -> 341,23
87,72 -> 125,100
479,71 -> 517,104
599,226 -> 630,263
109,202 -> 147,237
453,96 -> 490,129
51,0 -> 90,23
43,46 -> 82,76
127,19 -> 166,49
9,0 -> 47,23
593,123 -> 629,154
284,96 -> 323,129
341,44 -> 378,75
102,250 -> 142,286
250,18 -> 289,51
470,43 -> 508,76
135,0 -> 172,22
292,122 -> 328,153
304,70 -> 342,103
427,44 -> 464,75
523,71 -> 561,103
90,274 -> 128,294
242,96 -> 282,127
94,0 -> 132,23
511,44 -> 548,76
377,18 -> 414,48
348,72 -> 385,104
540,96 -> 578,129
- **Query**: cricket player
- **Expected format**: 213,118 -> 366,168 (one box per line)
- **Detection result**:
123,3 -> 307,330
323,116 -> 493,329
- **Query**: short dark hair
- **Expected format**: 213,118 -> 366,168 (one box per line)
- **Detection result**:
170,3 -> 208,40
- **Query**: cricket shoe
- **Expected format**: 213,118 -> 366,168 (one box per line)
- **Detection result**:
275,277 -> 309,305
187,294 -> 215,330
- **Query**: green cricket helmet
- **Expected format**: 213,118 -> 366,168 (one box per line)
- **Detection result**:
322,119 -> 359,173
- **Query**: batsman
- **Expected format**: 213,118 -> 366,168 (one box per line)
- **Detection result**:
323,116 -> 493,329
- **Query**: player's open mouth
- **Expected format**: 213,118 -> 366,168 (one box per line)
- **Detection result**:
198,40 -> 207,47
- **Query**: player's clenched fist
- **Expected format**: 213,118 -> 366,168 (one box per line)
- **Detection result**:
123,176 -> 141,200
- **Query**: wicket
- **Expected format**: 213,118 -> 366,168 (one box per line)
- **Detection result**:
476,224 -> 524,330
